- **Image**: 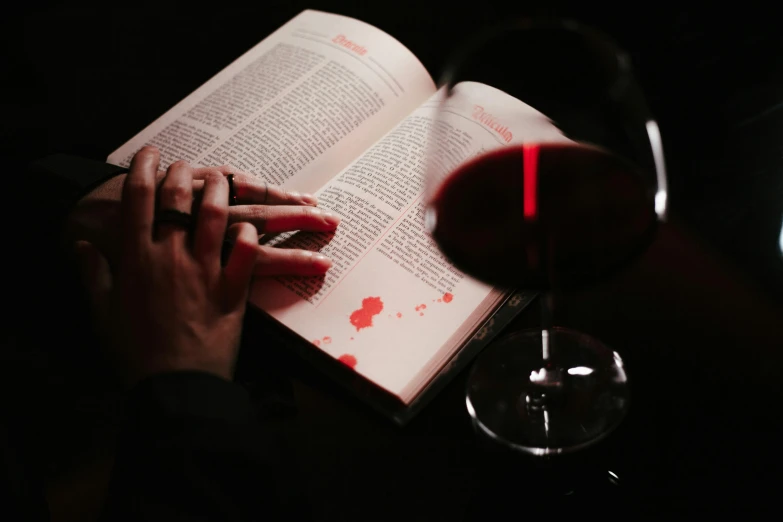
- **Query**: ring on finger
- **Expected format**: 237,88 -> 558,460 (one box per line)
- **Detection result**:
155,208 -> 193,231
227,173 -> 238,207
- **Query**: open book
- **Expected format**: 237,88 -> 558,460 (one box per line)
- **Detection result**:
108,10 -> 562,422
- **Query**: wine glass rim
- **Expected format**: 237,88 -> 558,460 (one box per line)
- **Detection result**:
439,17 -> 633,91
437,17 -> 669,221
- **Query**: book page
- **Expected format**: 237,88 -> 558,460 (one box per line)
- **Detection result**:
107,10 -> 435,194
250,82 -> 570,402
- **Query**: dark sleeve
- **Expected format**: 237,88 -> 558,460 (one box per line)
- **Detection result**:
0,156 -> 127,519
19,154 -> 128,291
100,372 -> 310,522
26,154 -> 128,221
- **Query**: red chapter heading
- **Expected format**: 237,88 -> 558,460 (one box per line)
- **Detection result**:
471,105 -> 513,143
332,34 -> 368,56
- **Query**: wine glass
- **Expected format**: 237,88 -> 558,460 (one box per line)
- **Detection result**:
424,19 -> 667,457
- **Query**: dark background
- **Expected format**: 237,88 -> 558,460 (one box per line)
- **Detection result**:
2,1 -> 782,520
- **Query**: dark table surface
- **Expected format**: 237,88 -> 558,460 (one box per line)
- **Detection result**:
2,1 -> 782,519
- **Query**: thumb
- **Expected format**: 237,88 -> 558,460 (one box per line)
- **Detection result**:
74,240 -> 113,309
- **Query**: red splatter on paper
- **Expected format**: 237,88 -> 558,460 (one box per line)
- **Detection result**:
338,354 -> 357,369
322,336 -> 332,344
443,292 -> 454,303
350,337 -> 354,341
312,339 -> 321,347
349,296 -> 384,331
415,304 -> 427,311
396,312 -> 402,318
437,298 -> 442,303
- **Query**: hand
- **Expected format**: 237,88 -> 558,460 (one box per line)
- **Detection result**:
75,146 -> 257,384
66,162 -> 339,277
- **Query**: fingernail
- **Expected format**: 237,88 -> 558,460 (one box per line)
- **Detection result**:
312,253 -> 332,270
320,210 -> 340,227
288,191 -> 301,199
301,193 -> 318,206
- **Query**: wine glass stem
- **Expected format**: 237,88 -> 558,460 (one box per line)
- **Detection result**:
540,292 -> 554,361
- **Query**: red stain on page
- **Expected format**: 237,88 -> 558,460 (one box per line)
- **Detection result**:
349,297 -> 384,331
312,339 -> 321,346
396,312 -> 402,318
322,336 -> 332,344
443,293 -> 454,303
338,354 -> 358,369
415,304 -> 427,312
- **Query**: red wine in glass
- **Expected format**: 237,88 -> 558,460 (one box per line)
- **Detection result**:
430,143 -> 657,291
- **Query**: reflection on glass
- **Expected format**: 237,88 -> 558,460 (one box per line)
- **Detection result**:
778,215 -> 783,255
567,366 -> 595,376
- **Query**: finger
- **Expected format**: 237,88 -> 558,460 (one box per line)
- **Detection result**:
191,168 -> 318,206
233,177 -> 318,206
193,173 -> 229,269
254,246 -> 332,277
223,222 -> 259,305
228,205 -> 340,234
157,160 -> 194,245
122,146 -> 159,251
74,240 -> 113,312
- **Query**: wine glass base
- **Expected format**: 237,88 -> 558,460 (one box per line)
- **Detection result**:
466,327 -> 629,455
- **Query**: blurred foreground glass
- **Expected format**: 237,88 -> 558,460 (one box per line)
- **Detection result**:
424,19 -> 667,455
